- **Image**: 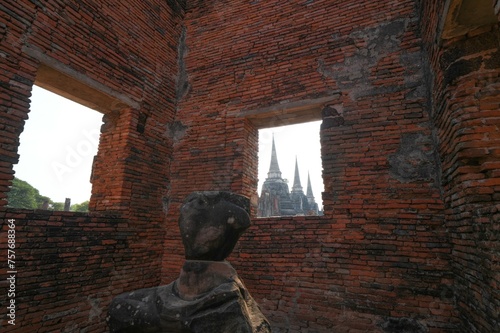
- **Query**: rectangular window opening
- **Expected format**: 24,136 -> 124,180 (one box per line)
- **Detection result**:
257,120 -> 324,217
7,85 -> 103,212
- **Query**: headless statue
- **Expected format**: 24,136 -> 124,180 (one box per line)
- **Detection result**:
108,191 -> 272,333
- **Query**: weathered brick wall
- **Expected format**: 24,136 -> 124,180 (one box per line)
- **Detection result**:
0,2 -> 37,209
230,216 -> 455,332
438,32 -> 500,331
1,0 -> 497,332
163,1 -> 458,331
0,210 -> 156,332
1,0 -> 184,212
0,1 -> 184,331
421,0 -> 500,332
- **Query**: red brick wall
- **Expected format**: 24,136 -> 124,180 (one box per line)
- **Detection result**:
0,0 -> 184,331
0,1 -> 37,208
1,0 -> 498,332
230,216 -> 456,332
421,1 -> 500,332
1,0 -> 184,213
0,210 -> 157,332
162,1 -> 458,331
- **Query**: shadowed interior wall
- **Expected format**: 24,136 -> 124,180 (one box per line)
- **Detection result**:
163,1 -> 458,331
421,0 -> 500,332
0,1 -> 184,332
0,1 -> 498,332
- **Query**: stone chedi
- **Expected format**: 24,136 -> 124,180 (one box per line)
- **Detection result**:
107,191 -> 271,333
258,137 -> 319,217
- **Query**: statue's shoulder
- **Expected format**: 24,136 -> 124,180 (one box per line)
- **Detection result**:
108,283 -> 176,333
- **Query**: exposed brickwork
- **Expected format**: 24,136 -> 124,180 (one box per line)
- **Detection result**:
0,0 -> 184,213
0,0 -> 184,331
421,1 -> 500,332
0,1 -> 38,209
230,216 -> 456,332
0,0 -> 499,332
162,1 -> 458,331
0,209 -> 164,332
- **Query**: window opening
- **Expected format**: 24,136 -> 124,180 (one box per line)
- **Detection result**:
8,85 -> 103,212
257,121 -> 323,217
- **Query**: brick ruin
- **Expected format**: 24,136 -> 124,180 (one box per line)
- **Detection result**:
0,0 -> 498,332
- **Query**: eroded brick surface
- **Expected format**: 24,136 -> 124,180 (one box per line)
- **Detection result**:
0,1 -> 184,332
0,0 -> 499,332
163,1 -> 458,332
422,1 -> 500,332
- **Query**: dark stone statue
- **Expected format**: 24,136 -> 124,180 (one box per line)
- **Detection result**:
108,191 -> 272,333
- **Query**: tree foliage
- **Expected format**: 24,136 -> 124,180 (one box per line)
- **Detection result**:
7,177 -> 89,212
52,202 -> 65,211
71,200 -> 89,212
7,177 -> 39,209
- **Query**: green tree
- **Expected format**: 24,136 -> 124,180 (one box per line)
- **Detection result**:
7,177 -> 88,211
71,200 -> 89,212
51,202 -> 65,211
7,177 -> 67,210
7,177 -> 38,209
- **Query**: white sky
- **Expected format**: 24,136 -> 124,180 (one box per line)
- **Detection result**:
258,121 -> 324,210
14,86 -> 103,205
16,86 -> 323,209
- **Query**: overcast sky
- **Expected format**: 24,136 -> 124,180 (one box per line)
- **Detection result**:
14,86 -> 103,205
15,86 -> 323,209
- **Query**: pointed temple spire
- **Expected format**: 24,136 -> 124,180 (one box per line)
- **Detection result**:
306,172 -> 314,200
259,138 -> 320,217
267,134 -> 282,179
291,156 -> 303,193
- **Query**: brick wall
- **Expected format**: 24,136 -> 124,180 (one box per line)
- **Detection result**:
230,216 -> 456,332
0,210 -> 156,332
0,0 -> 184,331
1,0 -> 498,332
421,0 -> 500,332
0,1 -> 37,208
0,0 -> 185,213
162,0 -> 459,331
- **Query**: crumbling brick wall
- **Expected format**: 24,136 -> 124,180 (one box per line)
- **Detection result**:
0,1 -> 185,332
421,0 -> 500,332
0,210 -> 151,332
162,1 -> 459,331
1,0 -> 499,332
